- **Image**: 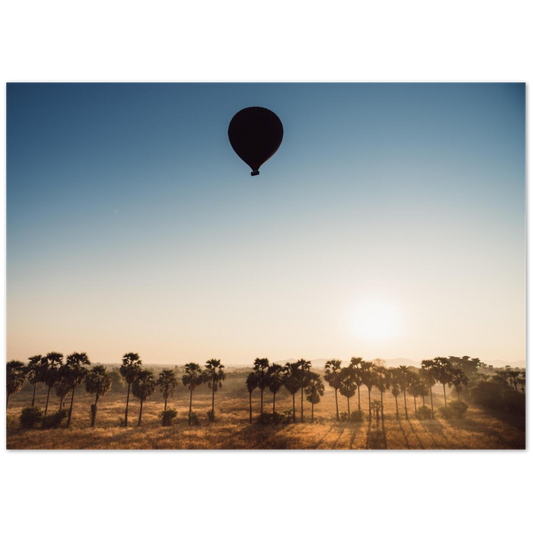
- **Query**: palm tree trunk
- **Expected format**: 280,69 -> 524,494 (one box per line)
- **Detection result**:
91,394 -> 99,427
413,395 -> 417,418
347,396 -> 351,417
395,395 -> 399,420
272,392 -> 276,414
292,394 -> 296,423
429,386 -> 434,419
442,383 -> 447,407
249,392 -> 253,423
403,389 -> 408,419
357,386 -> 361,411
188,388 -> 193,425
67,385 -> 76,427
32,384 -> 37,407
125,382 -> 131,426
380,391 -> 384,426
45,385 -> 51,416
300,387 -> 304,422
368,387 -> 372,420
211,386 -> 215,419
164,395 -> 168,412
422,395 -> 426,406
260,388 -> 264,414
138,399 -> 143,426
311,402 -> 314,422
335,388 -> 339,421
6,392 -> 11,410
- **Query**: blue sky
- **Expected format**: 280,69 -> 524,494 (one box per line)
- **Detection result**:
7,83 -> 525,364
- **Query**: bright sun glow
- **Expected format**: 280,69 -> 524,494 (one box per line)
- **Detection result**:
351,301 -> 404,341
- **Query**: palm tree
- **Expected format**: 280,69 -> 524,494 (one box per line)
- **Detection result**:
132,370 -> 156,426
374,366 -> 390,424
431,357 -> 454,407
42,352 -> 63,416
339,366 -> 357,417
360,361 -> 376,420
120,352 -> 142,427
349,357 -> 364,410
397,366 -> 413,419
85,365 -> 112,427
156,369 -> 179,412
182,362 -> 204,425
54,365 -> 72,411
283,363 -> 300,423
266,363 -> 284,414
305,372 -> 324,422
6,361 -> 26,410
245,372 -> 258,423
26,355 -> 44,407
65,352 -> 91,427
253,358 -> 270,415
407,375 -> 428,418
324,359 -> 343,421
295,359 -> 312,422
420,361 -> 437,418
450,367 -> 469,401
204,359 -> 226,421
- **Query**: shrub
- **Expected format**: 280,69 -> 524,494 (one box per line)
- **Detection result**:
502,390 -> 525,415
340,410 -> 365,423
206,410 -> 216,423
439,401 -> 468,419
469,379 -> 505,410
189,412 -> 200,426
257,412 -> 291,425
20,407 -> 43,429
160,409 -> 178,426
416,405 -> 433,420
41,409 -> 68,429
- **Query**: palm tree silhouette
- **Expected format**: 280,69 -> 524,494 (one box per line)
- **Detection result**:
374,366 -> 390,424
26,355 -> 43,407
204,359 -> 226,421
283,362 -> 300,423
450,367 -> 469,401
397,366 -> 413,419
295,359 -> 312,422
85,365 -> 112,427
305,372 -> 324,422
339,366 -> 357,417
120,353 -> 142,427
65,352 -> 91,428
253,358 -> 270,415
431,357 -> 454,407
132,370 -> 156,426
266,363 -> 284,414
182,362 -> 205,425
156,369 -> 179,412
360,361 -> 376,420
246,372 -> 258,423
6,361 -> 26,410
349,357 -> 364,410
420,361 -> 437,418
42,352 -> 63,416
54,365 -> 72,412
324,359 -> 343,421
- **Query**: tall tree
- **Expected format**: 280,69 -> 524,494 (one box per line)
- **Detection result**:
349,357 -> 364,410
397,366 -> 413,419
120,353 -> 142,427
431,357 -> 454,407
132,370 -> 156,426
450,367 -> 469,401
407,375 -> 428,418
283,363 -> 300,423
6,361 -> 26,410
253,358 -> 270,415
246,372 -> 259,423
156,369 -> 179,412
420,361 -> 437,418
182,363 -> 204,425
360,361 -> 376,420
42,352 -> 63,416
204,359 -> 226,421
26,355 -> 44,407
65,352 -> 91,428
389,369 -> 401,420
266,363 -> 284,414
305,372 -> 325,422
324,359 -> 343,421
373,366 -> 390,425
85,365 -> 112,427
295,359 -> 312,422
339,366 -> 357,417
54,365 -> 72,411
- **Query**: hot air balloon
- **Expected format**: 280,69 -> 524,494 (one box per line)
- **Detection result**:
228,107 -> 283,176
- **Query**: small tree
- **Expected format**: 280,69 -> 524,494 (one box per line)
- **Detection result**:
204,359 -> 226,421
26,355 -> 44,407
324,359 -> 343,421
267,363 -> 284,414
85,365 -> 112,427
120,353 -> 142,427
65,352 -> 91,428
156,369 -> 179,412
305,372 -> 324,422
6,361 -> 26,410
132,370 -> 156,426
246,372 -> 259,423
182,363 -> 204,425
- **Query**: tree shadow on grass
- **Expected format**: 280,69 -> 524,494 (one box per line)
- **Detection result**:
406,420 -> 426,449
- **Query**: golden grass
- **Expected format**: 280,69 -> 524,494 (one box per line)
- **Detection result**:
6,377 -> 525,450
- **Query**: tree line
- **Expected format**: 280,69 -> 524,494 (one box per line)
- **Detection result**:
6,353 -> 525,429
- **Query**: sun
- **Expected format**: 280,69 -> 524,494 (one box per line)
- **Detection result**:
350,301 -> 404,341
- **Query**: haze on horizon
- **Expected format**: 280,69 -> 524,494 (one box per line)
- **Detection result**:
6,83 -> 525,366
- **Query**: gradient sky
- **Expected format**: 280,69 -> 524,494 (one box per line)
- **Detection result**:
6,83 -> 525,365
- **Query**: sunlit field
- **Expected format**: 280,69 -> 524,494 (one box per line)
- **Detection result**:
6,370 -> 525,450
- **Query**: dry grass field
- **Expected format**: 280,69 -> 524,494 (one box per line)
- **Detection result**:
6,372 -> 525,450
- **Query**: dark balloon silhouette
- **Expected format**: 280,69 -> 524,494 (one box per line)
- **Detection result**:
228,107 -> 283,176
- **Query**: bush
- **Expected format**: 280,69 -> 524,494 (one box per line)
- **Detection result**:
41,409 -> 68,429
340,410 -> 365,423
257,411 -> 291,425
502,390 -> 525,415
439,401 -> 468,419
160,409 -> 178,426
469,380 -> 504,410
206,410 -> 216,423
189,412 -> 200,426
416,405 -> 433,420
20,407 -> 43,429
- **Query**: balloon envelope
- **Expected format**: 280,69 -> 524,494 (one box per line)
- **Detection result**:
228,107 -> 283,176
